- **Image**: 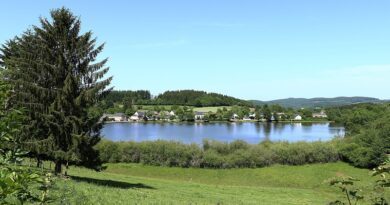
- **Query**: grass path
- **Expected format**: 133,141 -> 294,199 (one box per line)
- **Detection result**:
56,162 -> 378,204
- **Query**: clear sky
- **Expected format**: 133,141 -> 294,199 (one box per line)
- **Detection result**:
1,0 -> 389,100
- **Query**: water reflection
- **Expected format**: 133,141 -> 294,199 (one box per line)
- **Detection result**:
102,122 -> 345,144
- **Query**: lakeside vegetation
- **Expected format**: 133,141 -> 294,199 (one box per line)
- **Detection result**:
96,139 -> 340,168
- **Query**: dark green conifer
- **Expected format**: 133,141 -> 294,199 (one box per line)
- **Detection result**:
0,8 -> 112,174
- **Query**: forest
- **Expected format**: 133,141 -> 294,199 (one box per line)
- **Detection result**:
99,89 -> 252,109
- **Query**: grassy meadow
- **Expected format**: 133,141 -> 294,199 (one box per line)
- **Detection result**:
133,105 -> 233,113
54,162 -> 380,205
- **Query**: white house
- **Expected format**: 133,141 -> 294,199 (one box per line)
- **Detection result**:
294,115 -> 302,121
102,113 -> 127,122
232,113 -> 239,119
249,113 -> 256,119
130,111 -> 146,121
194,111 -> 207,120
169,111 -> 175,116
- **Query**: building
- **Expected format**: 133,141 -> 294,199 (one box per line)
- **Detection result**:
102,113 -> 127,122
249,113 -> 256,119
243,116 -> 251,121
130,111 -> 146,121
194,111 -> 207,120
231,113 -> 239,119
312,110 -> 328,118
294,115 -> 302,121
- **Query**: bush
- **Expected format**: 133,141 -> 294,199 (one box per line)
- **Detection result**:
337,114 -> 389,168
96,139 -> 340,169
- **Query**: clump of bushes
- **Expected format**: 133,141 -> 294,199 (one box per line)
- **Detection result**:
96,139 -> 340,168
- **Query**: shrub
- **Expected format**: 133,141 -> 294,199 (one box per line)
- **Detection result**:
97,139 -> 341,169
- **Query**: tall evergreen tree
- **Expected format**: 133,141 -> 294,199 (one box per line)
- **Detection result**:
0,8 -> 112,174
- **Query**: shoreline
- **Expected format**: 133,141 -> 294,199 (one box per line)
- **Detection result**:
104,120 -> 333,124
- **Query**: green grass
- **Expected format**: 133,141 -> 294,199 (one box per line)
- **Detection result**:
134,105 -> 233,113
54,162 -> 380,204
193,106 -> 232,112
136,105 -> 179,111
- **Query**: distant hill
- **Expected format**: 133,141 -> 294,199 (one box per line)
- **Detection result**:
105,90 -> 385,109
249,97 -> 384,108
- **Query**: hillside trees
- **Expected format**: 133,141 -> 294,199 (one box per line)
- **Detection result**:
154,90 -> 251,107
0,8 -> 112,174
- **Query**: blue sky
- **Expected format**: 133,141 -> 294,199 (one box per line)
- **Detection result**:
1,0 -> 389,100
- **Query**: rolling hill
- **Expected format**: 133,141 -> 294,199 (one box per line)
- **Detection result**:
249,97 -> 384,108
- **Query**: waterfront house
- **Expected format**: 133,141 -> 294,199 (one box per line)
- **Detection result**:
249,113 -> 256,120
294,115 -> 302,121
232,113 -> 239,119
130,111 -> 146,121
102,113 -> 127,122
194,111 -> 207,120
243,116 -> 251,121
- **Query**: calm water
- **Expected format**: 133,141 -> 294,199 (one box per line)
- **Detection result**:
101,122 -> 344,144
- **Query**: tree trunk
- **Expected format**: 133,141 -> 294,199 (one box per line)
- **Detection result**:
65,161 -> 69,176
36,157 -> 41,168
54,161 -> 62,175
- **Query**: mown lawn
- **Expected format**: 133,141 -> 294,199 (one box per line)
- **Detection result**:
55,162 -> 380,205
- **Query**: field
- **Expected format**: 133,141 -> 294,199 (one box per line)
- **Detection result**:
134,105 -> 233,113
55,162 -> 379,204
193,106 -> 232,112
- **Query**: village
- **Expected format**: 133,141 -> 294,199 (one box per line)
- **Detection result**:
101,109 -> 328,122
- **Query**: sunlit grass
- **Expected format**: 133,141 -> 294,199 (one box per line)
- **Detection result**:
52,162 -> 379,204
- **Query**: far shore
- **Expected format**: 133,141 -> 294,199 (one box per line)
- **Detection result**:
104,119 -> 333,124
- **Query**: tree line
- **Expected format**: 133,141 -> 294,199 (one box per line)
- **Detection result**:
99,89 -> 252,111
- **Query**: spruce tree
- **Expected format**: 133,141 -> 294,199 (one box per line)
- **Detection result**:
0,8 -> 112,174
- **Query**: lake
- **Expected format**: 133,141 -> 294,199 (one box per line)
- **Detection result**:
101,122 -> 345,144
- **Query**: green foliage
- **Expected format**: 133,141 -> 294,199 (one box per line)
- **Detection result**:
327,160 -> 390,205
99,90 -> 151,111
327,103 -> 390,168
152,90 -> 252,107
327,176 -> 364,205
96,139 -> 340,168
0,77 -> 56,204
1,7 -> 112,173
174,106 -> 194,121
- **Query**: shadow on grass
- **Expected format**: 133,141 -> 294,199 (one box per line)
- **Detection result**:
70,175 -> 156,190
